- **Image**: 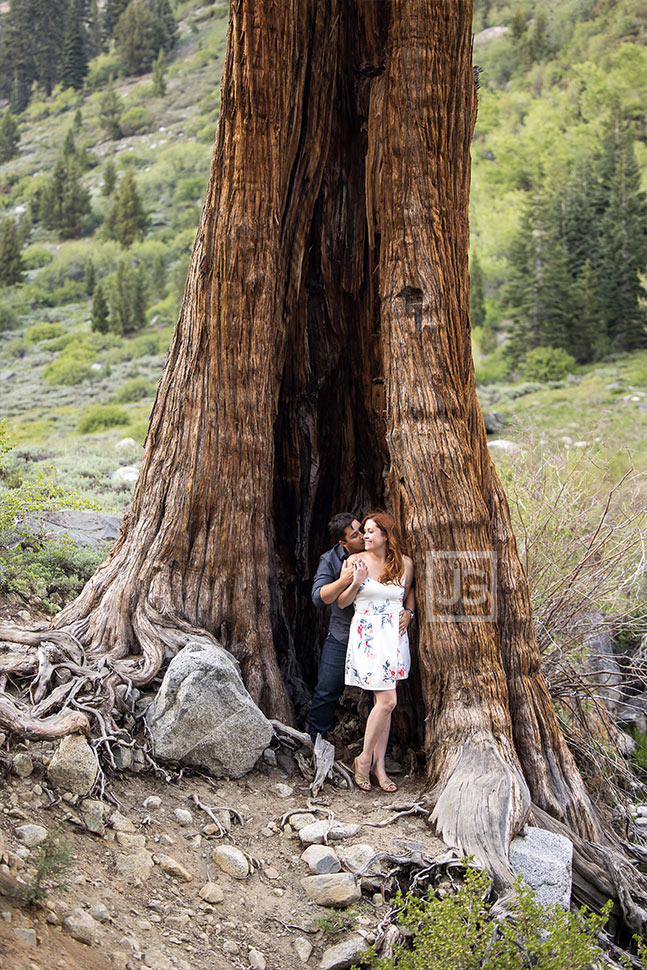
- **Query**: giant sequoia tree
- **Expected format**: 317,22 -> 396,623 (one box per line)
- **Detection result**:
1,0 -> 646,928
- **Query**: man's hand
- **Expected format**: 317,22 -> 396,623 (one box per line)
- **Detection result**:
399,609 -> 412,635
340,559 -> 354,586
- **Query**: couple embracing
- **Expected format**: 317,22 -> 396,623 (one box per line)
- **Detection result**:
309,511 -> 415,794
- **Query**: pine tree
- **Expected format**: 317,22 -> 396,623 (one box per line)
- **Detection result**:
114,0 -> 157,76
151,0 -> 177,52
131,266 -> 148,330
91,280 -> 110,333
151,251 -> 166,295
570,260 -> 603,363
42,158 -> 92,239
99,76 -> 124,140
0,108 -> 20,164
73,107 -> 83,132
60,0 -> 89,92
102,0 -> 130,40
505,188 -> 574,367
0,218 -> 25,287
102,159 -> 117,196
85,257 -> 96,296
31,0 -> 67,96
152,48 -> 166,96
87,0 -> 103,58
0,1 -> 36,112
107,169 -> 149,247
63,128 -> 77,160
596,119 -> 647,351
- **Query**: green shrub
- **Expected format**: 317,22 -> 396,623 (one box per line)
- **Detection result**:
78,404 -> 130,433
22,246 -> 54,270
173,176 -> 206,205
0,541 -> 105,612
355,868 -> 611,970
42,345 -> 97,386
41,333 -> 76,353
2,337 -> 27,358
120,107 -> 153,137
16,827 -> 74,904
521,346 -> 578,383
114,376 -> 156,403
26,322 -> 65,343
0,301 -> 17,333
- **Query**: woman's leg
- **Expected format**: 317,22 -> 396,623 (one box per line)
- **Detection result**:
356,689 -> 397,777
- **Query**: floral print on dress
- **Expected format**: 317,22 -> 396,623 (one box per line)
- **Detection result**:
344,577 -> 411,691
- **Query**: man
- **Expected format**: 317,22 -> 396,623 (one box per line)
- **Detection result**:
308,512 -> 364,743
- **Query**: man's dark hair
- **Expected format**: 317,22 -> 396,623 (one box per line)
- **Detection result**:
328,512 -> 356,544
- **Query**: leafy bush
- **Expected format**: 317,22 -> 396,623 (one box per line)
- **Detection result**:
22,246 -> 54,270
78,404 -> 130,434
521,346 -> 578,383
0,541 -> 105,611
17,827 -> 74,904
41,333 -> 76,353
114,376 -> 156,402
26,322 -> 65,343
0,300 -> 17,333
355,868 -> 611,970
42,345 -> 97,386
120,107 -> 153,137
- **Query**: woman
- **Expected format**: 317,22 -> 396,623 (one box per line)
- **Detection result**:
337,511 -> 415,793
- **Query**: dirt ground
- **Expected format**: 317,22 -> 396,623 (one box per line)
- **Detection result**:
0,738 -> 445,970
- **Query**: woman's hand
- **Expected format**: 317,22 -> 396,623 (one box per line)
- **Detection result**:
353,558 -> 368,585
399,608 -> 412,635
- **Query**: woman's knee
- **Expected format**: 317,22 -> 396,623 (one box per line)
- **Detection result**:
375,690 -> 397,713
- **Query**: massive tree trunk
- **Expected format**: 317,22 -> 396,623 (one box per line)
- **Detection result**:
2,0 -> 646,927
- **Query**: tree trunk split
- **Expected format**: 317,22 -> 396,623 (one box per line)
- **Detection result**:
1,0 -> 646,932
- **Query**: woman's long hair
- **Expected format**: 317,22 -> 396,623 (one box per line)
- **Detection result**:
361,511 -> 406,585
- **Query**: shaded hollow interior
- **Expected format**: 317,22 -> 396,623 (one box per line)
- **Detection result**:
268,5 -> 423,746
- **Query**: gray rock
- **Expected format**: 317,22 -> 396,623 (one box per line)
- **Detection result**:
294,937 -> 313,962
110,466 -> 139,483
11,753 -> 34,778
143,950 -> 173,970
116,832 -> 146,850
143,796 -> 162,810
24,509 -> 121,549
47,734 -> 98,795
584,613 -> 623,712
146,640 -> 273,778
263,748 -> 277,766
82,799 -> 107,835
300,873 -> 361,907
173,808 -> 193,826
509,826 -> 573,910
212,845 -> 249,879
299,821 -> 361,845
13,926 -> 37,946
89,903 -> 110,922
112,745 -> 133,771
482,410 -> 504,434
199,882 -> 224,903
0,370 -> 15,382
157,854 -> 193,882
63,908 -> 98,945
248,948 -> 266,970
115,849 -> 154,884
275,783 -> 293,798
338,843 -> 377,874
15,824 -> 48,847
319,935 -> 368,969
301,844 -> 341,874
116,437 -> 138,452
291,812 -> 317,832
110,810 -> 136,832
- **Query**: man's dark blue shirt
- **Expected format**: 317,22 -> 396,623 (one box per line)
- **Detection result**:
311,544 -> 354,643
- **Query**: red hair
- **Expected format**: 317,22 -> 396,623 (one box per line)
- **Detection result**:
361,511 -> 406,585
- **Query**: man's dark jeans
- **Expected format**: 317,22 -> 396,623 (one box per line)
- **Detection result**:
308,632 -> 347,742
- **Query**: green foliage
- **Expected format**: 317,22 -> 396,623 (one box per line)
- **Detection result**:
152,47 -> 167,96
78,403 -> 129,433
107,169 -> 149,247
99,76 -> 124,140
91,281 -> 110,333
356,869 -> 611,970
630,729 -> 647,773
85,257 -> 96,296
0,541 -> 104,611
0,219 -> 25,287
26,322 -> 65,343
107,258 -> 148,333
16,827 -> 74,904
102,158 -> 118,197
317,909 -> 358,937
114,0 -> 177,76
22,246 -> 54,271
120,106 -> 153,137
0,108 -> 20,164
114,376 -> 156,402
521,346 -> 577,383
60,0 -> 89,92
40,153 -> 92,240
42,344 -> 97,386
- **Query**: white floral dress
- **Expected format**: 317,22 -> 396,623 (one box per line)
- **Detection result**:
344,577 -> 410,690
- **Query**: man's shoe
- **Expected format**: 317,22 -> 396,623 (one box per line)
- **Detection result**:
384,755 -> 404,775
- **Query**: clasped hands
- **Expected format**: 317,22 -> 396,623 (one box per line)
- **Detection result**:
341,557 -> 411,635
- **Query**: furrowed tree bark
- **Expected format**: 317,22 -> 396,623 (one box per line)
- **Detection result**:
2,0 -> 646,930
